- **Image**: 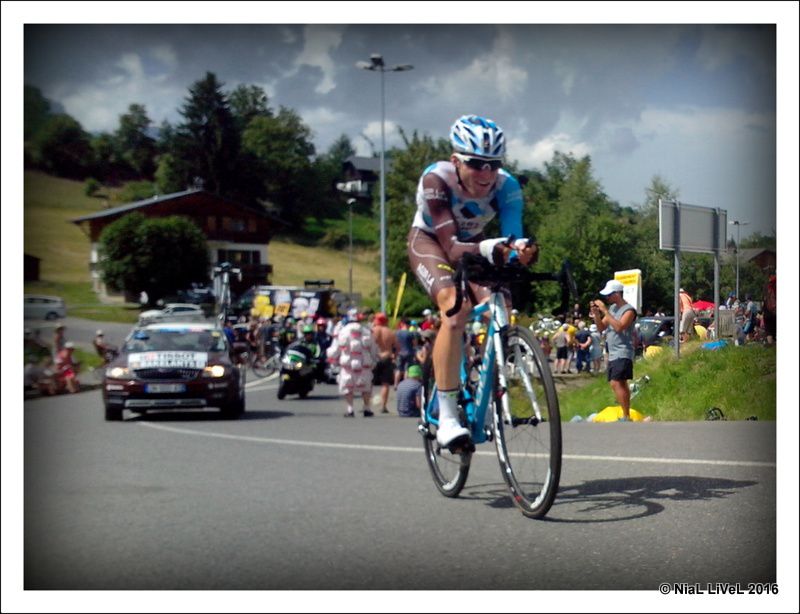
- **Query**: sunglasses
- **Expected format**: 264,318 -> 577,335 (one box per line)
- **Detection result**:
454,154 -> 503,171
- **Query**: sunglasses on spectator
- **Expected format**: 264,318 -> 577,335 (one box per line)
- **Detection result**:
454,153 -> 503,171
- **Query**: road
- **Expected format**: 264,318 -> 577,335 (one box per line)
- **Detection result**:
21,375 -> 778,596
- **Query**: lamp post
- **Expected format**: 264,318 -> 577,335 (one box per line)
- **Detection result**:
356,54 -> 413,313
347,198 -> 356,300
729,220 -> 750,299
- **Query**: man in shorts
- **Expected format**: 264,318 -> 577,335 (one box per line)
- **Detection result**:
590,280 -> 637,421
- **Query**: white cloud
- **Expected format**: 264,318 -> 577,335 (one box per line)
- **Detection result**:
509,133 -> 592,169
292,25 -> 344,94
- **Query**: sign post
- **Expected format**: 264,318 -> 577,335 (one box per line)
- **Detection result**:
659,200 -> 727,358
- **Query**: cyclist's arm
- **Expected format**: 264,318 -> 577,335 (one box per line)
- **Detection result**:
423,173 -> 482,262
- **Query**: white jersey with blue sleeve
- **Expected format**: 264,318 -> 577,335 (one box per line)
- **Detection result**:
412,161 -> 523,241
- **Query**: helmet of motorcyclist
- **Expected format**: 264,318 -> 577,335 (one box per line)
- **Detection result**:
450,115 -> 505,159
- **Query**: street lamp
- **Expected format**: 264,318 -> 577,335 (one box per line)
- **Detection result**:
347,198 -> 356,300
729,220 -> 750,299
356,53 -> 414,313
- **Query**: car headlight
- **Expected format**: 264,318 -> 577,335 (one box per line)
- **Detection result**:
203,365 -> 227,378
106,366 -> 131,379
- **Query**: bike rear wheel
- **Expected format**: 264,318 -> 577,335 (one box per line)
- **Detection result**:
493,325 -> 561,518
420,380 -> 471,498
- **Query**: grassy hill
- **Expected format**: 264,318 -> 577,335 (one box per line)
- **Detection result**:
22,171 -> 380,321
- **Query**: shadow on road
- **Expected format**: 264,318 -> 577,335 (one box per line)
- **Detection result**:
458,475 -> 758,522
549,475 -> 759,523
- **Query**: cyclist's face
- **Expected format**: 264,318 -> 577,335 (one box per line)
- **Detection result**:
452,155 -> 498,198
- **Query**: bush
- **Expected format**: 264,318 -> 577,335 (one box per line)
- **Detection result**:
84,177 -> 101,197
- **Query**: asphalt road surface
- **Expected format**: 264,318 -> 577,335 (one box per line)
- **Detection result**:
21,373 -> 779,597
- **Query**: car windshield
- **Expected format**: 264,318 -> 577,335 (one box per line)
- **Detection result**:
638,319 -> 670,343
125,329 -> 228,353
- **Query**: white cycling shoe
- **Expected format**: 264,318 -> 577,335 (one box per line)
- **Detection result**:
436,419 -> 471,448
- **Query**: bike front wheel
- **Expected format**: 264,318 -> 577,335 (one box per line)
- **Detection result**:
493,325 -> 561,518
421,381 -> 471,498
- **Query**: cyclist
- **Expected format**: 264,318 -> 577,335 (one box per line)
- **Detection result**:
407,114 -> 538,447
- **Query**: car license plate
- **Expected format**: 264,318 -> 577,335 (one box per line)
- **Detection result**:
145,383 -> 186,393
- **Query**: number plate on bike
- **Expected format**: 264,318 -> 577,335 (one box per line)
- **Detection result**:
145,383 -> 186,393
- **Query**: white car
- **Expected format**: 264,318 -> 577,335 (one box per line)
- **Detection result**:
138,303 -> 207,326
24,295 -> 67,320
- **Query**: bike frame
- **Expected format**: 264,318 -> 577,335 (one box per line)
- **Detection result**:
425,291 -> 516,445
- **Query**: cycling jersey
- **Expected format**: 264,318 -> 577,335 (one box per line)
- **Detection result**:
412,161 -> 524,241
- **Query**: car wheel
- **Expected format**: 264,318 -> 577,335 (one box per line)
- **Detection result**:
105,404 -> 123,421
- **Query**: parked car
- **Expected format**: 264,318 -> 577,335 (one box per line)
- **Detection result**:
177,283 -> 215,305
635,316 -> 675,354
102,322 -> 246,421
138,303 -> 207,326
24,295 -> 67,320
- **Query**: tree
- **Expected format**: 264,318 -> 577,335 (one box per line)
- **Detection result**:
24,85 -> 52,141
98,213 -> 209,303
174,72 -> 240,195
229,84 -> 273,132
30,114 -> 92,179
115,103 -> 157,178
241,106 -> 318,224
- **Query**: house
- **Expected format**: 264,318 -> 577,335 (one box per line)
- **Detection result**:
722,247 -> 776,273
341,155 -> 394,211
71,187 -> 285,298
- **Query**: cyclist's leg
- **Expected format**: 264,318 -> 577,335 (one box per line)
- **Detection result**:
408,228 -> 470,447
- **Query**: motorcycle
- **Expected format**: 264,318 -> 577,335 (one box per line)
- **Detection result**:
276,345 -> 316,400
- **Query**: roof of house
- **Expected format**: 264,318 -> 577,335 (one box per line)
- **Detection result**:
71,188 -> 283,225
343,155 -> 393,174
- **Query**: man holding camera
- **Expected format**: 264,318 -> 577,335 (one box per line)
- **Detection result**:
590,280 -> 637,421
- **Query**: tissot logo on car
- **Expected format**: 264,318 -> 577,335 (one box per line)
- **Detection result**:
128,352 -> 208,369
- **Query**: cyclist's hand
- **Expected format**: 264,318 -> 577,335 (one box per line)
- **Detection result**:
516,241 -> 539,266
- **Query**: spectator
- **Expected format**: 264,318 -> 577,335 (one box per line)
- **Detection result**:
591,280 -> 637,421
92,330 -> 117,366
394,321 -> 418,388
52,322 -> 66,359
327,312 -> 379,417
396,364 -> 424,417
762,274 -> 776,345
574,321 -> 592,373
54,341 -> 80,394
552,324 -> 570,374
589,323 -> 604,374
420,308 -> 436,331
371,312 -> 397,414
678,288 -> 695,343
416,328 -> 436,387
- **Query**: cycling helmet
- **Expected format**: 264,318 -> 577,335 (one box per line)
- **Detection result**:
450,115 -> 506,159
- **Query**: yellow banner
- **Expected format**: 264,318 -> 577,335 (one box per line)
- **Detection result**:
392,273 -> 408,326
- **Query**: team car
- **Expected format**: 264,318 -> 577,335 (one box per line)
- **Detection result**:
103,322 -> 246,421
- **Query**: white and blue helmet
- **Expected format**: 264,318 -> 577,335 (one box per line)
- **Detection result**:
450,115 -> 506,159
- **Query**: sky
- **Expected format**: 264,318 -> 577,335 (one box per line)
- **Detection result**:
14,9 -> 792,240
3,3 -> 799,612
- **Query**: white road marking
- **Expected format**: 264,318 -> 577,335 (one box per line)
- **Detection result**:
137,422 -> 776,468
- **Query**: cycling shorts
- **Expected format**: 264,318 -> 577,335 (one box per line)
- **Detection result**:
407,227 -> 506,305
